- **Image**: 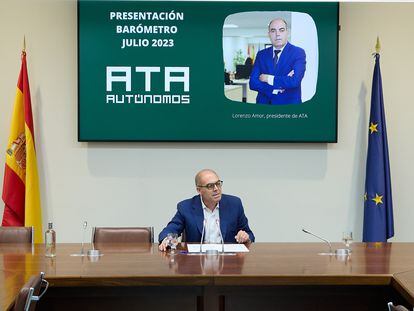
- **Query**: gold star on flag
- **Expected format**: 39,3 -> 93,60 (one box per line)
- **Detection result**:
372,193 -> 383,205
364,192 -> 367,201
369,122 -> 378,134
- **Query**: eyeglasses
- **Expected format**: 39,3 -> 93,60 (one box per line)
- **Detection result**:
197,180 -> 223,190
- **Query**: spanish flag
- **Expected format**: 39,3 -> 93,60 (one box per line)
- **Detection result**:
2,51 -> 43,243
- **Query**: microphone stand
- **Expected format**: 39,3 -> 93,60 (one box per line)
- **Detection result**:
216,219 -> 225,254
81,221 -> 88,256
70,221 -> 88,257
302,228 -> 333,254
199,219 -> 206,253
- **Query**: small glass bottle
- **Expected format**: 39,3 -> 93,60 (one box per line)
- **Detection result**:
45,222 -> 56,257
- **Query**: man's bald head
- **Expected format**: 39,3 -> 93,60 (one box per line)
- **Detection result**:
268,18 -> 288,31
195,169 -> 219,186
268,18 -> 289,49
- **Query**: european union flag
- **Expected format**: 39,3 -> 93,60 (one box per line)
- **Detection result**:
363,53 -> 394,242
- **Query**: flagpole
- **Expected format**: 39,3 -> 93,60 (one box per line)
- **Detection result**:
363,37 -> 394,242
375,36 -> 381,54
23,36 -> 26,53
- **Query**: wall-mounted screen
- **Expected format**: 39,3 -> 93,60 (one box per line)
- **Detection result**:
78,1 -> 339,142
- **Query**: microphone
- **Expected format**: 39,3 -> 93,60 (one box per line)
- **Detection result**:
81,221 -> 88,256
302,228 -> 333,254
216,219 -> 225,254
200,219 -> 206,253
69,221 -> 89,258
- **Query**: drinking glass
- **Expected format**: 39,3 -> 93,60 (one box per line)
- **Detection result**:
342,231 -> 353,248
166,233 -> 179,254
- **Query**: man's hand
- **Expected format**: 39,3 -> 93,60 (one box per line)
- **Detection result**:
158,237 -> 169,251
235,230 -> 250,243
261,70 -> 293,84
259,74 -> 271,83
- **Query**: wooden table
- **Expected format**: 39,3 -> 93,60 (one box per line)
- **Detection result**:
2,242 -> 414,310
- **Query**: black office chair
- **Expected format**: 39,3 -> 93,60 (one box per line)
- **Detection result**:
92,227 -> 154,244
13,272 -> 49,311
0,226 -> 33,243
388,302 -> 411,311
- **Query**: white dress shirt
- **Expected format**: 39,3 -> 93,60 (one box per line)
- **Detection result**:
201,198 -> 222,243
267,44 -> 287,94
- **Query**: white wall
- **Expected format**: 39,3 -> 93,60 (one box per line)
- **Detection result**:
1,1 -> 413,243
291,12 -> 318,102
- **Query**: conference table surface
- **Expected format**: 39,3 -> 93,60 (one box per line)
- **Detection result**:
2,242 -> 414,310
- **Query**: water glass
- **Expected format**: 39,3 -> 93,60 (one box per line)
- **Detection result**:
342,231 -> 353,248
166,233 -> 178,254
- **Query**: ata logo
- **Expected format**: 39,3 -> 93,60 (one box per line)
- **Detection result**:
106,66 -> 189,92
106,66 -> 190,104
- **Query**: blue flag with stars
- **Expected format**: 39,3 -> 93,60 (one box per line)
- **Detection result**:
363,53 -> 394,242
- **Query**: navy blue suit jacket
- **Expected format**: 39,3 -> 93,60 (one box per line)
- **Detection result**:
249,42 -> 306,105
158,194 -> 255,243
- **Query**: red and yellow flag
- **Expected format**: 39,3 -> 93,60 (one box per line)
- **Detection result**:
2,51 -> 43,243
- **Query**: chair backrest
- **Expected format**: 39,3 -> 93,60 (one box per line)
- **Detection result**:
92,227 -> 154,244
0,226 -> 33,243
13,272 -> 49,311
388,302 -> 411,311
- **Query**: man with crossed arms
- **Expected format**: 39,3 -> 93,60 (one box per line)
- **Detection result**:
249,18 -> 306,105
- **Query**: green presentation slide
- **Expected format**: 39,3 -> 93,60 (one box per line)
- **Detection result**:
78,1 -> 338,142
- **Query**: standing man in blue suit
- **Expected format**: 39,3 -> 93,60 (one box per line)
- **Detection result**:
158,169 -> 255,251
249,18 -> 306,105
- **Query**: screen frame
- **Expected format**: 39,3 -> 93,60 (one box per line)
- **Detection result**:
77,1 -> 340,143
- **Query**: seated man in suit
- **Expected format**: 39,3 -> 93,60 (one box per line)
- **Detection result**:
158,169 -> 255,251
249,18 -> 306,105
